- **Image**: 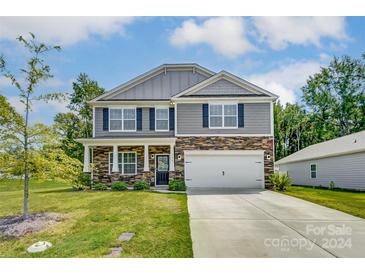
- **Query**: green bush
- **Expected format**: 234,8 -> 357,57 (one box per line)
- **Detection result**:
329,181 -> 336,190
168,180 -> 186,191
72,173 -> 91,191
133,180 -> 149,190
111,181 -> 128,191
93,183 -> 108,191
269,173 -> 291,191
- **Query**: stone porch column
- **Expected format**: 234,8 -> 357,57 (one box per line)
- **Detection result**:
170,144 -> 175,171
112,145 -> 119,173
83,145 -> 90,173
144,144 -> 149,171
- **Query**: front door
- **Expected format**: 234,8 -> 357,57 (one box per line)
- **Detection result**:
156,155 -> 169,185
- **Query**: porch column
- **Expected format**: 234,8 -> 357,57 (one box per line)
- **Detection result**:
112,145 -> 119,173
170,144 -> 175,171
83,145 -> 90,173
144,144 -> 149,171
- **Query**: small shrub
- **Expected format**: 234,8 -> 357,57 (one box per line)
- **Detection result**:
329,181 -> 336,190
133,180 -> 149,190
93,183 -> 108,191
111,181 -> 128,191
72,173 -> 91,191
269,173 -> 291,191
168,180 -> 186,191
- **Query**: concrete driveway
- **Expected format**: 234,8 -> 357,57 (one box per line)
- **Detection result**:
187,188 -> 365,258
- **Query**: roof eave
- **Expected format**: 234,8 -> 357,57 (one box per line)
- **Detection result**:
276,147 -> 365,165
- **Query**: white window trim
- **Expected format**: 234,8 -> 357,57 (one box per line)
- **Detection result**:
310,163 -> 317,179
109,107 -> 137,132
208,103 -> 238,129
108,151 -> 137,175
155,107 -> 170,132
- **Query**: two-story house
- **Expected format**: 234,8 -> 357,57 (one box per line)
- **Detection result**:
77,64 -> 278,189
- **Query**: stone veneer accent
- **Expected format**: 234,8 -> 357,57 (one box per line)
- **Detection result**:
173,136 -> 274,188
92,145 -> 170,185
92,136 -> 274,188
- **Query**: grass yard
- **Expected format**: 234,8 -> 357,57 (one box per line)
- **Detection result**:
0,179 -> 192,258
284,185 -> 365,219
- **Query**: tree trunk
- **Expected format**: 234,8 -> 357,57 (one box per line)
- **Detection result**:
23,95 -> 30,219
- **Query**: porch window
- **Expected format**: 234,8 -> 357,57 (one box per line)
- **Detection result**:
155,108 -> 169,131
109,108 -> 136,131
123,152 -> 137,174
209,104 -> 237,128
109,152 -> 137,175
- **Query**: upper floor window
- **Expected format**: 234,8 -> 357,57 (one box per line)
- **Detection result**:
310,164 -> 317,179
155,108 -> 169,131
209,104 -> 237,128
109,107 -> 136,131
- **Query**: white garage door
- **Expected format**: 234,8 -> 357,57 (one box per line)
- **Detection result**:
184,151 -> 264,189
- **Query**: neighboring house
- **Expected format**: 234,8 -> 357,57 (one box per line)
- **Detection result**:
77,64 -> 278,188
276,130 -> 365,190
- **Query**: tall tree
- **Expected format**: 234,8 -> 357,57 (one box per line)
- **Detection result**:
274,101 -> 312,160
302,53 -> 365,141
0,33 -> 62,218
68,73 -> 105,138
53,112 -> 85,161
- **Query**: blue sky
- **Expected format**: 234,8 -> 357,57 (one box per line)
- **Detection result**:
0,16 -> 364,125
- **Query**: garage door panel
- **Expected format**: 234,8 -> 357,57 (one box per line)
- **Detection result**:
185,152 -> 264,189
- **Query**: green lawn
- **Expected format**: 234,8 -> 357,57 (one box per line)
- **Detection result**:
284,185 -> 365,219
0,179 -> 192,258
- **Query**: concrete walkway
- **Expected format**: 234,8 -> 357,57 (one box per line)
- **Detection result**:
187,188 -> 365,258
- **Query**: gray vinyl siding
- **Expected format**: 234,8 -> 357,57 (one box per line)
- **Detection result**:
109,70 -> 208,100
192,79 -> 255,96
94,107 -> 174,137
277,152 -> 365,190
176,103 -> 271,135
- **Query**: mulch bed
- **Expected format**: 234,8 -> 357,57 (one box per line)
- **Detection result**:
0,212 -> 64,238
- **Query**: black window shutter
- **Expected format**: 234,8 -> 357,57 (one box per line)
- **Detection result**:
102,108 -> 109,131
149,108 -> 155,130
136,108 -> 143,131
169,108 -> 175,131
202,104 -> 209,128
238,103 -> 244,128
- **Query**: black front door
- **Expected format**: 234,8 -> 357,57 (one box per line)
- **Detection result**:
156,155 -> 169,185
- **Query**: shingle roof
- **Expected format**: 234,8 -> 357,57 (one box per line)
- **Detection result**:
275,130 -> 365,165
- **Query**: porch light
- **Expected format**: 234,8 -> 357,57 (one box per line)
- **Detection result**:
151,154 -> 155,159
177,154 -> 182,160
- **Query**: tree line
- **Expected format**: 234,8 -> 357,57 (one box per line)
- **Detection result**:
274,53 -> 365,160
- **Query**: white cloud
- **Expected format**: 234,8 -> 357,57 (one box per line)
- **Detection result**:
248,60 -> 324,105
0,17 -> 135,46
252,17 -> 347,50
8,95 -> 69,115
0,76 -> 11,87
169,17 -> 256,58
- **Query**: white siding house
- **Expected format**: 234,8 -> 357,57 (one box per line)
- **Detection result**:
275,130 -> 365,190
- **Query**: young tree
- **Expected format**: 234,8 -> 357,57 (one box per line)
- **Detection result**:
68,73 -> 105,138
0,33 -> 62,218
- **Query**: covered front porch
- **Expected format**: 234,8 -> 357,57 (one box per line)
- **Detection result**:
77,137 -> 176,186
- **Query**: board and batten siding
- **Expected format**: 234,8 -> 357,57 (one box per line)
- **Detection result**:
94,107 -> 174,138
109,70 -> 208,100
277,151 -> 365,190
176,103 -> 271,135
192,79 -> 255,96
